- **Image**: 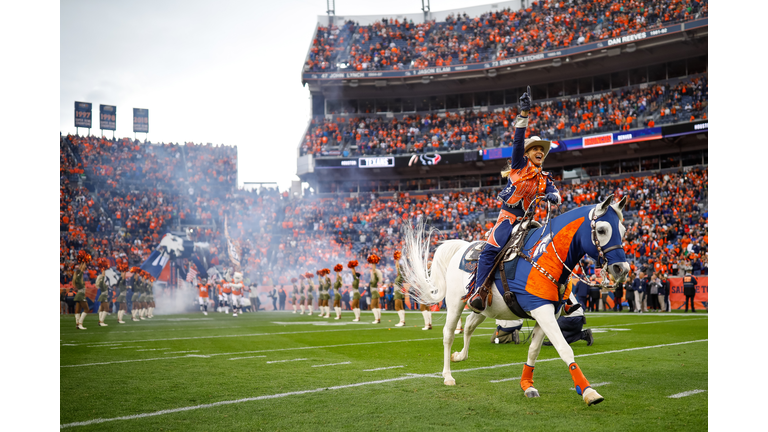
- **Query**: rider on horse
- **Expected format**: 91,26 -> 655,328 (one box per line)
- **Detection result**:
468,86 -> 561,313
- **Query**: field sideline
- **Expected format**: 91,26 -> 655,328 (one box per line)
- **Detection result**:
60,310 -> 708,431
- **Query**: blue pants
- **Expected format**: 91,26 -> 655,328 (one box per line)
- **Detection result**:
476,216 -> 519,291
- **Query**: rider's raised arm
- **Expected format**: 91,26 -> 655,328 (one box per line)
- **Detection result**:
510,89 -> 532,170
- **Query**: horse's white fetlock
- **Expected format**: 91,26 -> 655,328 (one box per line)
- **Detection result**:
524,387 -> 540,398
443,373 -> 456,386
582,387 -> 604,406
450,352 -> 465,362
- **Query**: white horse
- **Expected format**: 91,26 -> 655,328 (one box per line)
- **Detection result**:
401,197 -> 630,406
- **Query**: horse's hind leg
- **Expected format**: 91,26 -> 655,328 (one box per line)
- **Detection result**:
442,301 -> 464,386
452,312 -> 486,362
529,304 -> 604,406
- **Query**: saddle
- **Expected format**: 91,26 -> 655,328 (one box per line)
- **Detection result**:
460,221 -> 543,319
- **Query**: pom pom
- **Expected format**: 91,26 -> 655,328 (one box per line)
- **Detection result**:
77,250 -> 92,265
347,260 -> 359,269
291,278 -> 298,283
367,254 -> 380,265
130,266 -> 141,274
305,272 -> 314,279
394,251 -> 402,261
298,274 -> 305,280
323,268 -> 331,276
334,264 -> 343,272
117,260 -> 129,272
96,257 -> 110,271
317,270 -> 324,277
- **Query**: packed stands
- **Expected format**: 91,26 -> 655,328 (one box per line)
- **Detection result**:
300,74 -> 707,156
60,128 -> 707,291
304,0 -> 708,73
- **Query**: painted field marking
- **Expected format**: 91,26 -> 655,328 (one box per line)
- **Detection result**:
59,339 -> 708,429
185,355 -> 211,358
61,344 -> 77,346
164,351 -> 199,354
668,389 -> 706,398
591,317 -> 706,328
86,344 -> 123,348
490,376 -> 520,383
136,348 -> 171,352
266,358 -> 307,364
110,346 -> 142,350
571,382 -> 611,390
61,335 -> 455,368
68,326 -> 408,347
363,365 -> 404,372
312,362 -> 351,368
228,356 -> 267,361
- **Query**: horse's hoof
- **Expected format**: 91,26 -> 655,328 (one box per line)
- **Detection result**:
450,352 -> 463,362
524,387 -> 540,398
583,388 -> 604,406
444,378 -> 456,386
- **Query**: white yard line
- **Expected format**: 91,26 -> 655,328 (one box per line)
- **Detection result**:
60,339 -> 708,429
65,326 -> 407,347
164,351 -> 199,354
136,348 -> 171,352
668,389 -> 707,398
489,376 -> 520,383
109,346 -> 142,350
363,365 -> 404,372
228,356 -> 267,360
61,335 -> 455,368
312,362 -> 351,368
266,358 -> 307,364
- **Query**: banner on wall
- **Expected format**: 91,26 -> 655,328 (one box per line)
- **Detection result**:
668,276 -> 708,310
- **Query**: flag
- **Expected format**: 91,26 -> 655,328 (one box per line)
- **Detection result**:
224,216 -> 242,270
186,264 -> 198,283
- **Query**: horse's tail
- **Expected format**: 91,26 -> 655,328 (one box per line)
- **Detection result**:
400,219 -> 468,305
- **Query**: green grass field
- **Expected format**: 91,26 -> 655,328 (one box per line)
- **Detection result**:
60,309 -> 708,431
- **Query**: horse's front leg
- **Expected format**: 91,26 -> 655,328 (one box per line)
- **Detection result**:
521,321 -> 546,398
529,304 -> 604,406
452,312 -> 486,362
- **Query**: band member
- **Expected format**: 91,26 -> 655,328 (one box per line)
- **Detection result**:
368,255 -> 382,324
146,272 -> 155,318
95,258 -> 110,326
129,267 -> 142,321
305,272 -> 315,316
297,277 -> 306,314
291,278 -> 299,314
393,252 -> 406,327
73,253 -> 90,330
468,87 -> 561,312
348,261 -> 361,321
198,277 -> 210,315
115,259 -> 129,324
333,264 -> 343,320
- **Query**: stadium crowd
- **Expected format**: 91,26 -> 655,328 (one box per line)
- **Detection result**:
61,125 -> 707,315
304,0 -> 708,73
300,74 -> 707,156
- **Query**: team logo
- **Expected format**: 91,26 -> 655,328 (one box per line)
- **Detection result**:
408,153 -> 442,167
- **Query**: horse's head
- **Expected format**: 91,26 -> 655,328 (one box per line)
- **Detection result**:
586,196 -> 630,284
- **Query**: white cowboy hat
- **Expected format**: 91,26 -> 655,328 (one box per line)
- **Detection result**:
524,136 -> 552,157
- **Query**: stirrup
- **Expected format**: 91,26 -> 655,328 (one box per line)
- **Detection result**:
468,293 -> 486,313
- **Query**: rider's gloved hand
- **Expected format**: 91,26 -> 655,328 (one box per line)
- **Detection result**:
519,86 -> 532,112
545,193 -> 560,204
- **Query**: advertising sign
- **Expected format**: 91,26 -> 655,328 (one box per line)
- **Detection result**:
74,101 -> 92,128
662,120 -> 708,138
99,104 -> 116,131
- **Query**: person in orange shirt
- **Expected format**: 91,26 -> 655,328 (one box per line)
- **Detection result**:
198,278 -> 210,315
